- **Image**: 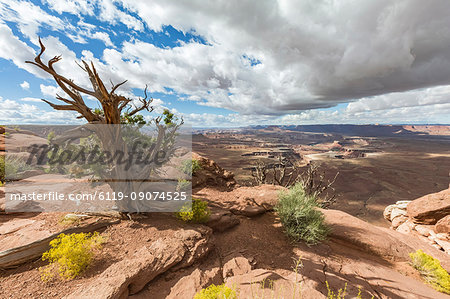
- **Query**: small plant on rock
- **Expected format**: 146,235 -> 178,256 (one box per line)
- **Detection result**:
0,155 -> 4,186
58,214 -> 82,227
326,281 -> 347,299
325,281 -> 374,299
410,249 -> 450,294
275,182 -> 329,245
176,198 -> 210,223
176,179 -> 191,192
194,283 -> 237,299
2,155 -> 33,179
40,232 -> 105,281
180,158 -> 202,176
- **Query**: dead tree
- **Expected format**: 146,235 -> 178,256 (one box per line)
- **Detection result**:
272,155 -> 305,187
251,160 -> 268,185
272,156 -> 292,186
26,38 -> 183,213
298,162 -> 339,208
26,39 -> 152,124
250,158 -> 339,208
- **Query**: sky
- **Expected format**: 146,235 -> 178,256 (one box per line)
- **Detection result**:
0,0 -> 449,127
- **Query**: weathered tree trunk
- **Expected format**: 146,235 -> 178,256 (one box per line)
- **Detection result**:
26,39 -> 183,214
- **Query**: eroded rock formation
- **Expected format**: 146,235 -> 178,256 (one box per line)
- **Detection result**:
384,188 -> 450,254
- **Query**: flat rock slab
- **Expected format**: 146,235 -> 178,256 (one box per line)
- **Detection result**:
407,187 -> 450,224
0,218 -> 37,236
0,219 -> 50,252
196,184 -> 285,217
4,133 -> 47,153
0,217 -> 119,269
225,269 -> 324,299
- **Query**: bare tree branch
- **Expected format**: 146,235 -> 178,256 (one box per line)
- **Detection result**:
25,38 -> 153,125
127,85 -> 153,116
111,80 -> 128,94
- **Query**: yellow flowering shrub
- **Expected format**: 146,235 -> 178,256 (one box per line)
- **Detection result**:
194,283 -> 237,299
40,232 -> 105,281
410,249 -> 450,294
176,198 -> 210,223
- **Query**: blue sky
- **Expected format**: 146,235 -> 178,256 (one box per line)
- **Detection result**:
0,0 -> 449,126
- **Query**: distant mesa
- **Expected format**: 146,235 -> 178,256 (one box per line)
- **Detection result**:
250,124 -> 450,137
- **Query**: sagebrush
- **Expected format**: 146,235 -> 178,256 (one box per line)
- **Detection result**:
275,182 -> 329,245
176,179 -> 191,192
2,155 -> 33,180
0,155 -> 4,185
180,158 -> 202,176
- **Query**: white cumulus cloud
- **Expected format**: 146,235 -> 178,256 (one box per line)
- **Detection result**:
20,81 -> 30,90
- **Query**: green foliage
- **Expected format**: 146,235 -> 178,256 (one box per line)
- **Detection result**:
45,109 -> 181,180
47,131 -> 56,143
180,158 -> 202,176
2,155 -> 33,179
326,281 -> 347,299
176,179 -> 191,192
93,107 -> 177,126
45,131 -> 64,174
275,182 -> 329,245
192,159 -> 202,174
410,249 -> 450,294
121,113 -> 147,125
46,122 -> 155,179
176,198 -> 210,223
162,109 -> 175,125
0,155 -> 4,185
41,232 -> 105,281
194,283 -> 237,299
92,108 -> 105,118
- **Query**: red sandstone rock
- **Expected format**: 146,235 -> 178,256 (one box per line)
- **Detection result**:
407,188 -> 450,224
435,215 -> 450,234
222,256 -> 252,278
192,153 -> 237,190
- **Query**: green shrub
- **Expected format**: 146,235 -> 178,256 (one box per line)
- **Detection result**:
40,232 -> 105,281
47,131 -> 56,143
0,155 -> 4,184
194,283 -> 237,299
176,198 -> 210,223
192,159 -> 202,174
2,155 -> 33,180
275,182 -> 329,245
180,158 -> 202,176
410,249 -> 450,294
176,179 -> 191,192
